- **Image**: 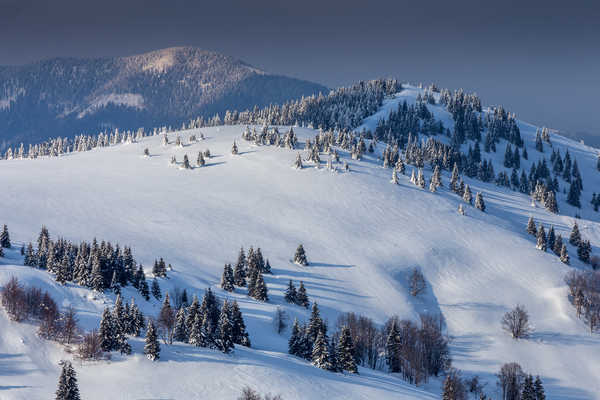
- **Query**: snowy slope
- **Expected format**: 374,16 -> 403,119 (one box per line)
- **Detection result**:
0,86 -> 599,399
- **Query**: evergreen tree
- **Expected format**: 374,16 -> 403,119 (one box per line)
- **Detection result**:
24,242 -> 36,266
534,376 -> 546,400
312,329 -> 332,370
233,247 -> 247,286
263,259 -> 272,274
547,226 -> 556,251
463,184 -> 473,205
450,163 -> 459,193
173,307 -> 188,342
536,225 -> 547,251
0,224 -> 11,248
231,140 -> 238,155
560,244 -> 570,265
230,300 -> 251,347
294,153 -> 303,169
391,168 -> 399,185
578,240 -> 591,264
553,234 -> 563,256
188,312 -> 205,347
284,280 -> 297,304
90,254 -> 104,292
522,374 -> 536,400
55,361 -> 81,400
385,321 -> 401,373
220,263 -> 235,292
288,318 -> 302,356
338,326 -> 358,373
417,168 -> 426,188
99,307 -> 116,352
151,278 -> 162,300
217,300 -> 235,353
197,152 -> 205,167
253,272 -> 269,302
185,295 -> 200,336
182,154 -> 191,169
138,270 -> 150,301
144,319 -> 160,361
527,217 -> 537,236
569,223 -> 582,246
475,192 -> 486,212
294,244 -> 308,266
296,281 -> 309,308
544,191 -> 558,213
329,335 -> 340,372
307,302 -> 324,345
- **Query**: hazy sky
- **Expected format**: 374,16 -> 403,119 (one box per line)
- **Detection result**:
1,0 -> 598,135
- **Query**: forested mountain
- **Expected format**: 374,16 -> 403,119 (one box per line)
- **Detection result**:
0,47 -> 328,149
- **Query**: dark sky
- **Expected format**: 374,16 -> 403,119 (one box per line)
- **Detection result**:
1,0 -> 599,136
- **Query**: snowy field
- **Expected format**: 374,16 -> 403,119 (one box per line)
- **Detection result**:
0,86 -> 599,399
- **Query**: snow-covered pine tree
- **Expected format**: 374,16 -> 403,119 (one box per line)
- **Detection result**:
24,243 -> 36,266
544,191 -> 558,213
170,155 -> 176,165
182,154 -> 191,169
534,376 -> 546,400
144,319 -> 160,361
527,216 -> 537,236
264,259 -> 272,274
569,222 -> 582,246
143,148 -> 150,157
577,240 -> 591,264
463,184 -> 473,205
220,263 -> 235,292
158,292 -> 175,344
312,329 -> 332,370
233,247 -> 247,286
284,280 -> 297,304
99,307 -> 116,352
288,318 -> 303,357
307,302 -> 324,345
0,224 -> 11,248
294,244 -> 308,266
567,182 -> 581,208
188,312 -> 205,347
294,153 -> 303,169
253,272 -> 269,302
90,254 -> 104,292
536,225 -> 547,251
522,374 -> 535,400
410,169 -> 416,184
197,152 -> 206,167
229,300 -> 251,347
55,361 -> 81,400
475,192 -> 485,212
560,244 -> 570,265
547,226 -> 556,251
385,321 -> 401,373
417,168 -> 426,188
391,168 -> 399,184
337,326 -> 358,373
450,163 -> 459,193
231,140 -> 238,155
553,234 -> 563,256
151,278 -> 162,300
217,300 -> 234,353
296,281 -> 309,308
458,204 -> 465,215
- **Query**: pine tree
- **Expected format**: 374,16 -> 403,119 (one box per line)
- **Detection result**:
417,168 -> 426,188
391,168 -> 399,184
338,326 -> 358,373
188,312 -> 205,347
522,374 -> 536,400
197,152 -> 205,167
231,140 -> 238,155
527,216 -> 537,236
264,259 -> 272,274
294,244 -> 308,266
99,307 -> 116,352
217,300 -> 234,353
578,240 -> 591,264
544,191 -> 558,213
90,254 -> 104,292
553,234 -> 563,256
24,242 -> 36,266
0,224 -> 11,248
312,329 -> 332,370
220,263 -> 235,292
253,272 -> 269,302
182,154 -> 191,169
151,278 -> 162,300
463,184 -> 473,205
385,321 -> 401,373
288,318 -> 302,356
536,224 -> 547,251
185,295 -> 200,336
139,270 -> 150,301
144,319 -> 160,361
284,280 -> 297,304
233,247 -> 247,286
230,300 -> 251,347
450,163 -> 459,193
172,307 -> 188,342
475,192 -> 486,212
294,153 -> 303,169
534,376 -> 546,400
567,181 -> 581,208
296,281 -> 309,308
55,361 -> 81,400
560,244 -> 570,265
547,226 -> 556,251
569,223 -> 582,246
307,302 -> 323,345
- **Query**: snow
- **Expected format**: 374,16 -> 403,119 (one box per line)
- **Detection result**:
0,86 -> 599,399
77,93 -> 145,118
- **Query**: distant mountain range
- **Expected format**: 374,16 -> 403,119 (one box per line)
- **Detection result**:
0,47 -> 328,148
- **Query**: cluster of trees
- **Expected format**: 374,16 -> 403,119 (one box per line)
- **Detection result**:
565,270 -> 600,333
1,277 -> 80,343
526,217 -> 569,263
169,288 -> 251,353
21,226 -> 167,299
238,387 -> 283,400
221,246 -> 271,301
283,280 -> 309,307
97,295 -> 145,355
497,362 -> 546,400
241,125 -> 298,150
288,302 -> 358,374
569,222 -> 594,265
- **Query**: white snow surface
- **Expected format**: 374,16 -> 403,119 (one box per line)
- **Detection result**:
0,86 -> 599,399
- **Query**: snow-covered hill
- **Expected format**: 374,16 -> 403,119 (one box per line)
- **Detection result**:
0,86 -> 599,399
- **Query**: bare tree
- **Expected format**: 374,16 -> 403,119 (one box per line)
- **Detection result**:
60,306 -> 79,344
409,268 -> 427,297
501,305 -> 532,339
497,362 -> 524,400
1,276 -> 26,321
77,330 -> 104,360
273,307 -> 288,334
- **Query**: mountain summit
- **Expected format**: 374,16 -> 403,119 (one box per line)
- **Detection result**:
0,47 -> 328,147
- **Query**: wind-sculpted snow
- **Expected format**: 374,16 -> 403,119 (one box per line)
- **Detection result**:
0,86 -> 599,399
